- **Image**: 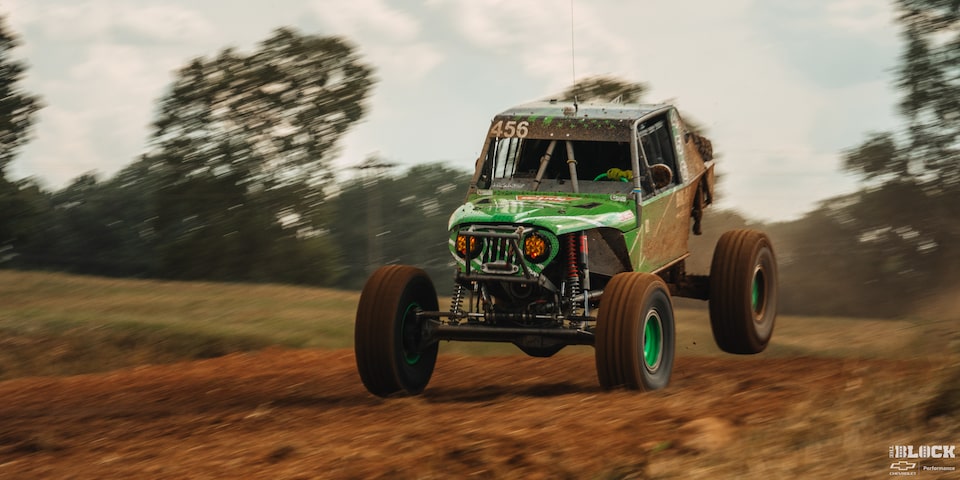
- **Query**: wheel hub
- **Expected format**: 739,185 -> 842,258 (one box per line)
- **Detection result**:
751,267 -> 766,320
401,302 -> 422,365
643,310 -> 663,372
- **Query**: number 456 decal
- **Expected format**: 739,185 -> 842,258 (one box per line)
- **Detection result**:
489,120 -> 529,138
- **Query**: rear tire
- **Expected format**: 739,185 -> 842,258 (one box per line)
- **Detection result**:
595,272 -> 675,391
709,229 -> 778,354
355,265 -> 439,397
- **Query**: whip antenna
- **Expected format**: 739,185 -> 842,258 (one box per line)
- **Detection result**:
570,0 -> 577,103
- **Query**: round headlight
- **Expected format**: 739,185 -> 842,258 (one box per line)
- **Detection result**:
523,232 -> 550,263
455,233 -> 481,259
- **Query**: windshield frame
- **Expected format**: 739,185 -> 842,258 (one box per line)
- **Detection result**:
468,106 -> 675,200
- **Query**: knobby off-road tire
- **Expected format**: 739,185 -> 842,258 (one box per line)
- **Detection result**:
355,265 -> 439,397
709,229 -> 778,354
595,272 -> 676,391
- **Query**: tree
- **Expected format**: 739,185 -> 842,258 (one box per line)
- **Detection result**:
838,0 -> 960,303
0,15 -> 41,176
330,164 -> 473,291
145,27 -> 374,284
0,15 -> 43,266
895,0 -> 960,187
550,76 -> 647,103
846,1 -> 958,187
765,0 -> 960,316
31,168 -> 159,276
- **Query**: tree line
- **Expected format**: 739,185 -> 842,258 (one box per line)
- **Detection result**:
777,0 -> 958,316
0,21 -> 476,291
1,1 -> 957,317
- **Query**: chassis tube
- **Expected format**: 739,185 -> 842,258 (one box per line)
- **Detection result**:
424,319 -> 595,346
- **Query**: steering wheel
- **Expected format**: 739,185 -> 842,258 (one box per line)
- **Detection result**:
649,163 -> 674,189
593,173 -> 629,182
595,167 -> 633,182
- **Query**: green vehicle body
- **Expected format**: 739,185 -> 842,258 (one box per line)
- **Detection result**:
446,100 -> 716,312
354,99 -> 776,396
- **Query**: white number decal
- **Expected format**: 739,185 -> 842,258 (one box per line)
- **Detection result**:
489,120 -> 530,138
503,120 -> 516,137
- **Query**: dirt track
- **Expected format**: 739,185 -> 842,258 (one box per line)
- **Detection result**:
0,348 -> 948,479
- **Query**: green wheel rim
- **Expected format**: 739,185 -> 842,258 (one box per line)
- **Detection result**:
400,302 -> 422,365
751,267 -> 766,317
643,310 -> 663,371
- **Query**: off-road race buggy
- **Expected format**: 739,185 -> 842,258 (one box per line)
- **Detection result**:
355,100 -> 777,396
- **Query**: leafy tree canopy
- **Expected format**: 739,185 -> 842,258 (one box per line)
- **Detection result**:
0,15 -> 43,261
810,0 -> 960,312
844,0 -> 959,190
148,27 -> 374,190
549,76 -> 647,104
0,15 -> 41,175
143,27 -> 375,283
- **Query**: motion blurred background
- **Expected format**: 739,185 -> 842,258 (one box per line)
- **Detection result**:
0,0 -> 957,319
0,3 -> 958,477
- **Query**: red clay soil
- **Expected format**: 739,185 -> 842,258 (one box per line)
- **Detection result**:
0,349 -> 932,479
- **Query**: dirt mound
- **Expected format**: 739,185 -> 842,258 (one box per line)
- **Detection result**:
0,349 -> 945,479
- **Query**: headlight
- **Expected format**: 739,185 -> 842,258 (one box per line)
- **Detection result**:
455,233 -> 481,259
523,232 -> 550,263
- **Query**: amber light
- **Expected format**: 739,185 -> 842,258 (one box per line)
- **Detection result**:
524,233 -> 550,262
456,234 -> 480,258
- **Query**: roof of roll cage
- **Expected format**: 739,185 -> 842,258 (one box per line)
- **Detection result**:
487,101 -> 673,142
496,100 -> 671,121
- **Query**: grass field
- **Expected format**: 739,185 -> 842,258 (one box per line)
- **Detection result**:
0,269 -> 956,380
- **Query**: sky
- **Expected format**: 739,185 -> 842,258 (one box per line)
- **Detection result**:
3,0 -> 903,222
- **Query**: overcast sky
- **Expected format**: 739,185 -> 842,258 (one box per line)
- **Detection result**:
4,0 -> 903,222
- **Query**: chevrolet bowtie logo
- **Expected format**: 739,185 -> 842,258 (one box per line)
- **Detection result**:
890,460 -> 917,471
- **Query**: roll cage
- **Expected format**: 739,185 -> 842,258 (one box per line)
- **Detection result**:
470,105 -> 683,199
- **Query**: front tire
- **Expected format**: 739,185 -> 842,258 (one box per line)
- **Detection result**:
709,229 -> 778,354
595,272 -> 676,391
355,265 -> 439,397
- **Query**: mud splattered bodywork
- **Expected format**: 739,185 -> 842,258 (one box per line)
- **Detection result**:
448,101 -> 716,315
355,100 -> 776,396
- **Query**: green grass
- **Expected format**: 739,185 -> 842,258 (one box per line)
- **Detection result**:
672,307 -> 932,359
0,270 -> 357,347
0,270 -> 359,379
0,269 -> 951,380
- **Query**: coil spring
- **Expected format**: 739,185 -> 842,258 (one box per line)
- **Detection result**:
450,283 -> 466,314
566,233 -> 581,299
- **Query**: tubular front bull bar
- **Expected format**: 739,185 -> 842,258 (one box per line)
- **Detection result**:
459,226 -> 533,279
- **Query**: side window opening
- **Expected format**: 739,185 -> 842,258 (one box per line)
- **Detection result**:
638,115 -> 680,190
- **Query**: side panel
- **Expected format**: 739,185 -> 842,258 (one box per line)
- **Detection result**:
682,132 -> 707,180
669,109 -> 691,182
627,181 -> 699,273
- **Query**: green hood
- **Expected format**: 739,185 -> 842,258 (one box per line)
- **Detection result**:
448,191 -> 637,235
